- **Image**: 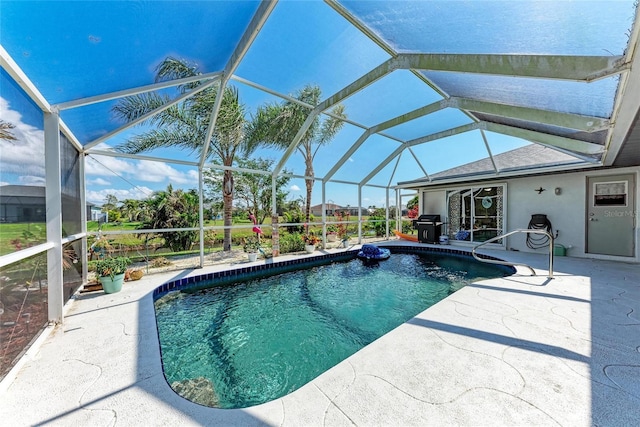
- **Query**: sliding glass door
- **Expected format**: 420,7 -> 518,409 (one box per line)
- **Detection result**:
446,185 -> 505,244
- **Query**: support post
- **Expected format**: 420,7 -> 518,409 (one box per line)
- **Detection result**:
44,112 -> 63,324
271,175 -> 280,257
198,167 -> 205,267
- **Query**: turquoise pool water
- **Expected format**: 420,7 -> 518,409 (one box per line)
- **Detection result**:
154,251 -> 511,408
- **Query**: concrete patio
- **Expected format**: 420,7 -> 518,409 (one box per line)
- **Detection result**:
1,245 -> 639,426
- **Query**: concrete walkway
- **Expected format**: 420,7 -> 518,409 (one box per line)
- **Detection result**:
1,245 -> 639,426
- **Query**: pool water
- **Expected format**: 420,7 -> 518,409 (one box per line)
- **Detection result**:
154,251 -> 511,408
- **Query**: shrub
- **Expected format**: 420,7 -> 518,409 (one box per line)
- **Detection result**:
279,232 -> 305,254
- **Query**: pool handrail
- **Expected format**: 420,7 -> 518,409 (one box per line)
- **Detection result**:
472,229 -> 554,279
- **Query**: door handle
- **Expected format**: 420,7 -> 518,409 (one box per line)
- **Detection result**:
589,218 -> 598,221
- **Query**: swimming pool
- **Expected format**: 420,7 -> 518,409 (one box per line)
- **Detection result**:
153,247 -> 513,408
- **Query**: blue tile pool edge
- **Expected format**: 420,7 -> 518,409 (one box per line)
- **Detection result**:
152,245 -> 516,301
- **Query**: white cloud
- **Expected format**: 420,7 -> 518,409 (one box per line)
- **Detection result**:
0,97 -> 46,184
86,186 -> 154,205
87,177 -> 111,186
134,160 -> 198,184
85,150 -> 136,177
85,149 -> 197,186
290,184 -> 301,191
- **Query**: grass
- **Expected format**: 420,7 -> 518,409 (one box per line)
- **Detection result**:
2,216 -> 394,257
0,222 -> 47,255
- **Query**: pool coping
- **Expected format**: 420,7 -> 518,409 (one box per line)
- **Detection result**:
1,243 -> 639,426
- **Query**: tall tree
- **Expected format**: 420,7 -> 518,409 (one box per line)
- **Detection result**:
228,158 -> 291,224
112,57 -> 247,251
102,194 -> 118,211
247,85 -> 346,225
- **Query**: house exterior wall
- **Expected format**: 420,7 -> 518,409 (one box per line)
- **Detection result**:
419,166 -> 639,262
507,173 -> 586,255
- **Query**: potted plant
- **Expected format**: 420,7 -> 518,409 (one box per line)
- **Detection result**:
326,225 -> 338,242
303,234 -> 321,253
95,256 -> 131,294
243,237 -> 261,262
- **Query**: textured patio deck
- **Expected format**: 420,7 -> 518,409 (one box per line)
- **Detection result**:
1,243 -> 639,426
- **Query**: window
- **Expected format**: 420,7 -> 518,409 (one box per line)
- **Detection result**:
593,181 -> 627,207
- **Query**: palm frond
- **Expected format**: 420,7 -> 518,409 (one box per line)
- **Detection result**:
115,128 -> 203,155
0,120 -> 17,141
155,56 -> 202,92
318,104 -> 347,144
111,92 -> 171,123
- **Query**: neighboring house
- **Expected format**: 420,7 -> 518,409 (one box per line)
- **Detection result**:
309,203 -> 344,217
309,203 -> 369,217
0,184 -> 94,224
88,204 -> 105,222
0,185 -> 47,223
401,144 -> 640,262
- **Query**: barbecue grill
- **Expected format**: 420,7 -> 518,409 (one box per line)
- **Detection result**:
413,214 -> 442,244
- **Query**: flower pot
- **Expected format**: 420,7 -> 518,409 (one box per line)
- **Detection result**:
100,272 -> 125,294
247,252 -> 258,262
327,233 -> 337,242
304,244 -> 315,254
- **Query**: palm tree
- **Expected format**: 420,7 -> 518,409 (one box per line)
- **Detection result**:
141,184 -> 199,252
119,198 -> 143,222
0,120 -> 17,141
247,85 -> 346,225
112,57 -> 248,251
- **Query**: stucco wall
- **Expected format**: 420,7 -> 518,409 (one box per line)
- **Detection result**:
418,166 -> 639,261
422,190 -> 446,217
506,173 -> 585,255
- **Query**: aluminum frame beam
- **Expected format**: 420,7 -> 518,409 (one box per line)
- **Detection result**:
359,123 -> 479,186
224,0 -> 276,78
322,99 -> 448,183
603,7 -> 640,165
448,97 -> 610,132
53,73 -> 221,111
273,58 -> 396,174
84,78 -> 218,150
482,122 -> 604,155
395,53 -> 627,82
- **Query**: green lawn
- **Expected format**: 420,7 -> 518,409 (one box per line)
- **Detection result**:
0,222 -> 47,255
2,216 -> 390,257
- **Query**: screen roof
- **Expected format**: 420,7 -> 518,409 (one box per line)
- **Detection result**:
1,0 -> 639,203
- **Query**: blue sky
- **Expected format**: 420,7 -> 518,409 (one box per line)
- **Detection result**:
1,0 -> 636,207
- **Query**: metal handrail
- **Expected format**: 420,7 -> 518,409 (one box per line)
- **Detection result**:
472,229 -> 554,279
